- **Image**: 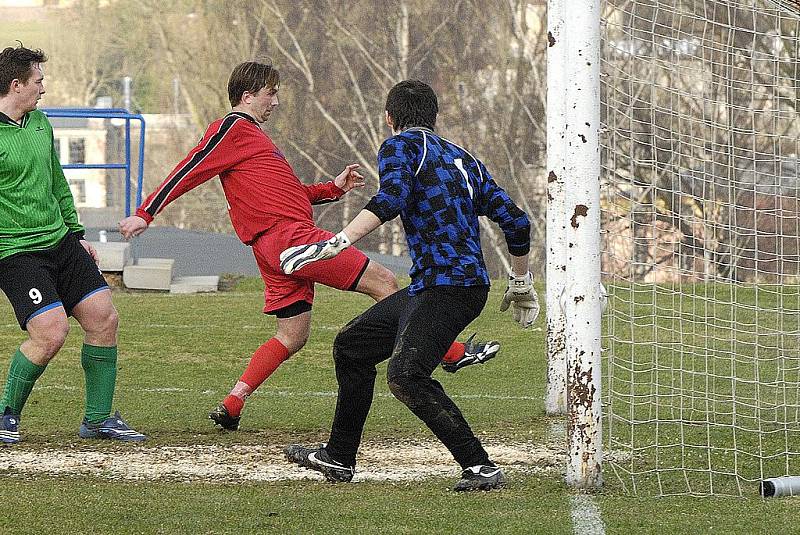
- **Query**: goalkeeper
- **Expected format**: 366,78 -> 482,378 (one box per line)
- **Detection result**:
119,62 -> 492,432
282,80 -> 536,491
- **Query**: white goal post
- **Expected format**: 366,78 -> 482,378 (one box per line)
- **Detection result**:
548,0 -> 800,494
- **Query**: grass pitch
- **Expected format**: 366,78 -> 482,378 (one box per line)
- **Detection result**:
0,279 -> 798,534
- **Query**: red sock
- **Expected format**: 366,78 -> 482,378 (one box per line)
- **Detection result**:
241,338 -> 290,387
223,394 -> 244,416
223,338 -> 290,416
442,341 -> 465,364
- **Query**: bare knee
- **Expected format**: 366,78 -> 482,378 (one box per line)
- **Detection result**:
357,263 -> 399,301
275,312 -> 312,355
83,306 -> 119,345
275,331 -> 309,355
73,292 -> 119,346
96,307 -> 119,337
25,319 -> 70,363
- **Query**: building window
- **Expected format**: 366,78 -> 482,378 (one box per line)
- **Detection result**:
68,179 -> 86,204
53,137 -> 60,156
69,138 -> 85,164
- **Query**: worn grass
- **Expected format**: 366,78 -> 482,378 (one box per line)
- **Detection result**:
0,279 -> 798,534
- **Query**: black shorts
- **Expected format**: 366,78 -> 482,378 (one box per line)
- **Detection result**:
0,233 -> 109,330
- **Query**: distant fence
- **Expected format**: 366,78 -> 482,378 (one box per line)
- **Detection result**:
43,107 -> 146,221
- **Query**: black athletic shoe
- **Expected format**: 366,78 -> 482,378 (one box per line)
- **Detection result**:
441,333 -> 501,373
284,443 -> 355,482
453,465 -> 506,491
209,403 -> 240,431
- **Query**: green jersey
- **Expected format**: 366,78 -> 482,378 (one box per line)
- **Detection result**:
0,109 -> 83,260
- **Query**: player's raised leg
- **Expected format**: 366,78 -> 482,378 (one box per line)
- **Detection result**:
440,334 -> 501,373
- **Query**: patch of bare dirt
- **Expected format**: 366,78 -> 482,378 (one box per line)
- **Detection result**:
0,440 -> 564,483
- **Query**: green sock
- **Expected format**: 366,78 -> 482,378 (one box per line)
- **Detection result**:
1,348 -> 46,415
81,344 -> 117,424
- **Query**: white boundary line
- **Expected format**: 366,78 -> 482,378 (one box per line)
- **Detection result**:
36,384 -> 540,401
570,495 -> 606,535
548,420 -> 606,535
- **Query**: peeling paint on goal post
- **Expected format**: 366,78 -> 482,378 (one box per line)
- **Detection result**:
545,0 -> 568,417
563,0 -> 603,489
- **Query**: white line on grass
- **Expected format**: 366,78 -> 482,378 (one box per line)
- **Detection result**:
0,323 -> 341,331
36,384 -> 540,401
570,494 -> 606,535
547,420 -> 606,535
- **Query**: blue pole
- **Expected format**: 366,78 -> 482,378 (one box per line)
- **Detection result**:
124,118 -> 132,217
137,116 -> 146,209
42,108 -> 146,221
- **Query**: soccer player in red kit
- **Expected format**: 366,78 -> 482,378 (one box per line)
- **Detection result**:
119,62 -> 498,431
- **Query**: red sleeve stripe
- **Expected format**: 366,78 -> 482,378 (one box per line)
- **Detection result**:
143,114 -> 242,217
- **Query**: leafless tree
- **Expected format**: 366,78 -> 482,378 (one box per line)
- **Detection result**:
43,1 -> 550,276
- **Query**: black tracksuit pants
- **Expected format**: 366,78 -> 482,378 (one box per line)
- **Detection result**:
325,284 -> 492,470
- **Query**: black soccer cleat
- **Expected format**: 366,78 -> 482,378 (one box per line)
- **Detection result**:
441,333 -> 501,373
209,403 -> 240,431
453,464 -> 506,492
284,443 -> 355,483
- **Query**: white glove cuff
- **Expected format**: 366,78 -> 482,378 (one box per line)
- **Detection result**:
509,270 -> 532,284
333,231 -> 352,251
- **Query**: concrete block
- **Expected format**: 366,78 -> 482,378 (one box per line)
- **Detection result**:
170,276 -> 220,294
90,241 -> 131,272
136,258 -> 176,267
123,258 -> 175,290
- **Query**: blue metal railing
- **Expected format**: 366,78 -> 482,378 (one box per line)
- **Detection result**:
42,108 -> 146,217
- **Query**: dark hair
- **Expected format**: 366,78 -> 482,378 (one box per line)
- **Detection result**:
0,43 -> 47,96
385,80 -> 438,131
227,62 -> 280,107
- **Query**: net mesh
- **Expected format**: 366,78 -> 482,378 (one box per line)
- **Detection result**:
601,0 -> 800,495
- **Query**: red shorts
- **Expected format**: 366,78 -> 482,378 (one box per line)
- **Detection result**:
252,221 -> 370,315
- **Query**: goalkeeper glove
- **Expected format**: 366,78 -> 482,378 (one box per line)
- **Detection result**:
280,231 -> 351,274
499,271 -> 540,329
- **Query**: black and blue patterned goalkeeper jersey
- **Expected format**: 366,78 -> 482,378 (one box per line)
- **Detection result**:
364,127 -> 531,295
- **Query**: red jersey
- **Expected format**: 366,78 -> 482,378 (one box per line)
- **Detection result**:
136,111 -> 344,245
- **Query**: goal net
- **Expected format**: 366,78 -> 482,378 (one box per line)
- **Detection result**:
601,0 -> 800,495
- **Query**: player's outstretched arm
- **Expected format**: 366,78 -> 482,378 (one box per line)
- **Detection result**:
334,164 -> 365,193
118,215 -> 149,240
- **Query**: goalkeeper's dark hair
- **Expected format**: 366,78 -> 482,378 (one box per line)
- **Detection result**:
0,42 -> 47,97
228,61 -> 280,107
385,80 -> 438,131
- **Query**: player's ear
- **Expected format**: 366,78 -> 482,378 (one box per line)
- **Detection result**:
385,111 -> 394,130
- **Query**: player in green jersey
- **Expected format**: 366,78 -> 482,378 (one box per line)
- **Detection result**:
0,44 -> 145,443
